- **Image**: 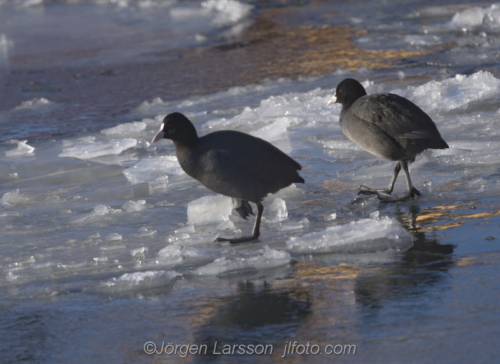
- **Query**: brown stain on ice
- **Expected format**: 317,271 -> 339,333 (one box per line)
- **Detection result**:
215,12 -> 430,81
321,178 -> 357,193
0,5 -> 441,140
294,262 -> 359,280
406,196 -> 500,232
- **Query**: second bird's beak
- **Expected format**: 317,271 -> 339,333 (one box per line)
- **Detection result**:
151,130 -> 165,144
326,94 -> 337,106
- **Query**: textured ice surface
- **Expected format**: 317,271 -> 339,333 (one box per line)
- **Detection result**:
121,200 -> 148,212
393,71 -> 500,112
195,245 -> 291,275
123,155 -> 184,184
11,97 -> 56,113
2,3 -> 500,363
250,116 -> 293,153
59,137 -> 137,159
0,33 -> 13,54
449,4 -> 500,29
101,121 -> 146,137
203,0 -> 253,27
0,189 -> 32,206
102,270 -> 180,291
2,68 -> 500,298
286,216 -> 413,254
5,140 -> 34,157
187,195 -> 233,225
450,7 -> 485,27
166,0 -> 253,41
265,198 -> 288,223
137,244 -> 222,270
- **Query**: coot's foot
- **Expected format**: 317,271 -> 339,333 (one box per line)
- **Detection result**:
358,185 -> 392,195
377,187 -> 421,202
359,185 -> 421,202
376,192 -> 411,202
214,236 -> 259,244
411,186 -> 421,197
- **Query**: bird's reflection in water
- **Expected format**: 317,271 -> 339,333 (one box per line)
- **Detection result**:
192,280 -> 311,360
354,202 -> 455,310
403,203 -> 455,264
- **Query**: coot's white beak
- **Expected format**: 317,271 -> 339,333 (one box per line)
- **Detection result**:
151,130 -> 165,144
326,94 -> 337,106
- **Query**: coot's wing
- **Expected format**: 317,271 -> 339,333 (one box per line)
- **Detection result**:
352,94 -> 444,141
194,131 -> 303,202
340,108 -> 406,161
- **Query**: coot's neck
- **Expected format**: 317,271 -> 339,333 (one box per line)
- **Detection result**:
343,92 -> 365,109
174,136 -> 198,179
173,124 -> 199,149
173,138 -> 198,150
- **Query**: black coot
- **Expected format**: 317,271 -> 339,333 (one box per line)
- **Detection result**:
151,112 -> 305,243
327,78 -> 448,201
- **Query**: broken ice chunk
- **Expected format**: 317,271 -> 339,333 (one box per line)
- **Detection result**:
121,200 -> 148,212
106,233 -> 123,241
59,138 -> 137,159
5,140 -> 35,157
195,245 -> 291,275
265,198 -> 288,223
123,155 -> 184,184
102,270 -> 180,291
286,217 -> 413,254
101,121 -> 147,136
216,220 -> 237,231
187,195 -> 233,225
1,190 -> 33,206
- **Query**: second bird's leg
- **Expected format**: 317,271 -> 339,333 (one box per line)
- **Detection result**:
215,202 -> 263,244
358,161 -> 401,196
401,159 -> 421,198
377,160 -> 421,202
385,161 -> 401,194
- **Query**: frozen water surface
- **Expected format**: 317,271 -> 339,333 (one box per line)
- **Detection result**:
1,0 -> 500,363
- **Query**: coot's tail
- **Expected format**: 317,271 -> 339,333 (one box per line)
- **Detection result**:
294,175 -> 305,184
293,162 -> 305,184
431,138 -> 449,150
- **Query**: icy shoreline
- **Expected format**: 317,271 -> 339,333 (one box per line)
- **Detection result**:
2,69 -> 500,287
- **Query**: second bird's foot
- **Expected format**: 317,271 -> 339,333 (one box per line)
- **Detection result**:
358,185 -> 392,196
214,236 -> 259,244
376,192 -> 411,202
377,189 -> 421,202
359,185 -> 421,202
410,187 -> 421,197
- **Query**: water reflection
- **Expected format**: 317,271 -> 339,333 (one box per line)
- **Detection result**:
187,202 -> 458,361
354,203 -> 455,310
192,280 -> 311,360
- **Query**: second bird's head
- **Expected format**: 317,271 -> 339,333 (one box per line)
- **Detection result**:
327,78 -> 367,107
151,112 -> 198,146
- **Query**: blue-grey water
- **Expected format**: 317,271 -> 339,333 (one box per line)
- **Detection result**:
1,0 -> 500,363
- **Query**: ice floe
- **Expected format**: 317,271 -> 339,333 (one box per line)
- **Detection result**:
195,245 -> 291,276
187,195 -> 233,225
286,216 -> 413,254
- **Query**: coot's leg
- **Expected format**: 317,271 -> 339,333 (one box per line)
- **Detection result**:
401,159 -> 421,197
385,161 -> 401,194
215,202 -> 263,244
377,160 -> 421,202
358,161 -> 401,196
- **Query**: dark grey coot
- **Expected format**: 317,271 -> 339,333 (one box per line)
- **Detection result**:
327,78 -> 449,201
151,112 -> 305,243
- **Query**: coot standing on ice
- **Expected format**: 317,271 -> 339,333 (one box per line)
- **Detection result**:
327,78 -> 448,201
151,112 -> 305,243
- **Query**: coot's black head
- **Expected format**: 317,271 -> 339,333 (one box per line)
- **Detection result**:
151,112 -> 198,146
327,78 -> 367,108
